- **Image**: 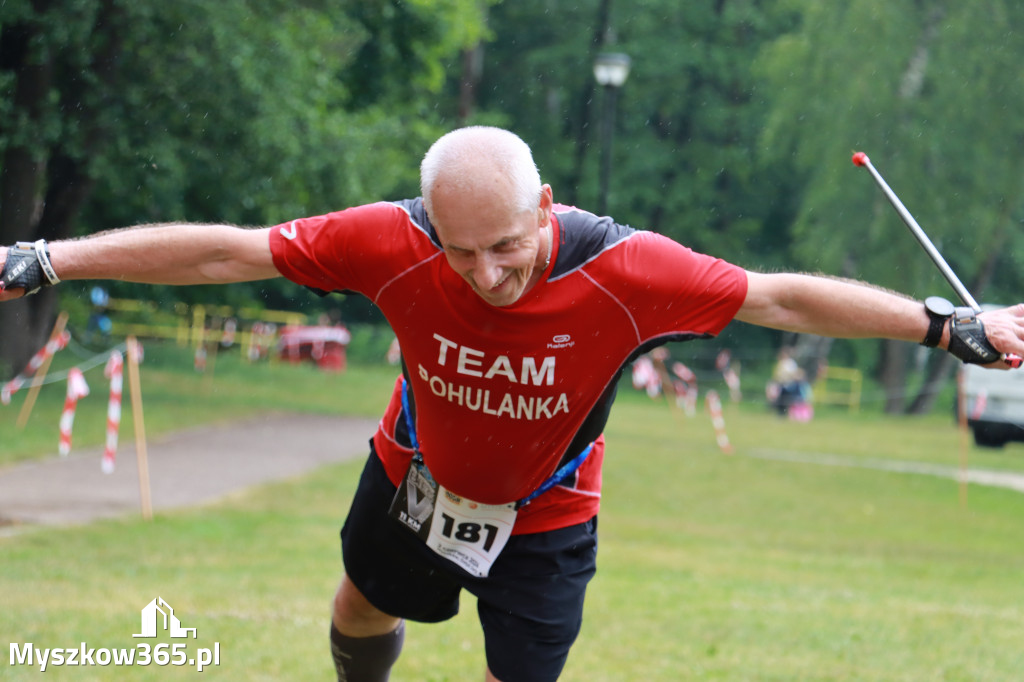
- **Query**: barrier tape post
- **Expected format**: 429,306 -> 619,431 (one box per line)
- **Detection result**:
102,351 -> 123,474
126,336 -> 153,521
706,390 -> 733,454
59,367 -> 90,456
202,337 -> 218,392
16,311 -> 69,429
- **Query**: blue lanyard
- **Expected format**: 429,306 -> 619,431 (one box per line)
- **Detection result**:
400,378 -> 593,506
400,377 -> 421,454
517,442 -> 594,507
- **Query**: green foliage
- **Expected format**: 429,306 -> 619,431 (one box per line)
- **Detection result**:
610,1 -> 800,264
0,0 -> 101,156
1,0 -> 492,231
757,1 -> 1024,303
4,1 -> 1024,403
80,0 -> 440,230
0,0 -> 483,375
478,0 -> 801,267
343,0 -> 495,104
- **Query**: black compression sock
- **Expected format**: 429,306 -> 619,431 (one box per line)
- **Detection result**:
329,620 -> 405,682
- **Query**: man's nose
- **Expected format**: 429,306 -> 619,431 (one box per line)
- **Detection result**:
472,253 -> 503,290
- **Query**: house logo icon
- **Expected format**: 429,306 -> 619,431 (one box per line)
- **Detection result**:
133,597 -> 197,639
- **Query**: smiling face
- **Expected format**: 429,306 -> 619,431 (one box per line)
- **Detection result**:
430,174 -> 553,307
420,127 -> 554,307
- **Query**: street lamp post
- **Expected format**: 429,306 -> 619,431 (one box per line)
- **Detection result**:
593,52 -> 631,216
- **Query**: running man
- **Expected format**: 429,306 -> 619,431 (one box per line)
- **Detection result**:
3,126 -> 1023,681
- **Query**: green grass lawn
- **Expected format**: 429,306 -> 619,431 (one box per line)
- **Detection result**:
2,344 -> 1023,680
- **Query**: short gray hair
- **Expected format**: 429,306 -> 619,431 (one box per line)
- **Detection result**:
420,126 -> 543,217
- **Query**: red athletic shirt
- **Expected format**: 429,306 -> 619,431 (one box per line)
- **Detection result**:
269,199 -> 748,534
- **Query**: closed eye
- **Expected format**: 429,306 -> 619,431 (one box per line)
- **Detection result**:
494,238 -> 520,253
445,237 -> 521,257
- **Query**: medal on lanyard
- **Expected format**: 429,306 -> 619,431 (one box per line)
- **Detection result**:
388,454 -> 437,538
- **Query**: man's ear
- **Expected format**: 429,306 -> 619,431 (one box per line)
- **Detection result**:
538,184 -> 553,226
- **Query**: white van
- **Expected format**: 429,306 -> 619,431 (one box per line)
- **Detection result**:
961,340 -> 1024,448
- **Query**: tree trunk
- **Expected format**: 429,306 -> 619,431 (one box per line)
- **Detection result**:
905,352 -> 956,415
457,43 -> 484,125
564,0 -> 612,207
879,338 -> 910,414
0,17 -> 55,376
905,209 -> 1005,414
883,5 -> 943,412
457,4 -> 487,126
0,1 -> 124,376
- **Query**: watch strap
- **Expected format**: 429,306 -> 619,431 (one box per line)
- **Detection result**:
921,297 -> 953,348
921,313 -> 946,348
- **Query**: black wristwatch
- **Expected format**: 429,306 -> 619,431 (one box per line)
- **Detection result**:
922,296 -> 955,347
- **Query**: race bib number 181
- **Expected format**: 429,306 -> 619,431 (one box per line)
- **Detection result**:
425,486 -> 516,578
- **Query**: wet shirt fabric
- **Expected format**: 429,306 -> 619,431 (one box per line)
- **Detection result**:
269,199 -> 747,534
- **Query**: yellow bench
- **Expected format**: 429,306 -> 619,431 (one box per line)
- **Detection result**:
812,365 -> 862,413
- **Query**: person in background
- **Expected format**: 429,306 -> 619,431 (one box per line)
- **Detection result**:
770,347 -> 812,417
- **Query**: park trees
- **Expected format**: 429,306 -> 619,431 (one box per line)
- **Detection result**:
468,0 -> 1024,412
756,0 -> 1024,412
0,0 -> 488,374
4,0 -> 1022,414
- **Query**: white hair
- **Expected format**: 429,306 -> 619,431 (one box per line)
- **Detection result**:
420,126 -> 543,217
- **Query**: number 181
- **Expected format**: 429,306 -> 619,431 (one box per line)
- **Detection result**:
438,513 -> 499,552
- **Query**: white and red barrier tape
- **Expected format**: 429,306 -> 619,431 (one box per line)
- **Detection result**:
671,361 -> 698,416
715,350 -> 742,402
1,330 -> 71,405
706,389 -> 733,454
102,350 -> 124,474
58,367 -> 90,456
722,366 -> 742,402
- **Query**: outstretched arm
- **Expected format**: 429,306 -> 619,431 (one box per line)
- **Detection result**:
0,223 -> 278,301
736,271 -> 1024,362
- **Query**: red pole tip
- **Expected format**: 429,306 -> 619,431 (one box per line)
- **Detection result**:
851,151 -> 869,167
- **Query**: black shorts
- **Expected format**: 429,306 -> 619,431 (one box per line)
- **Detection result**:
341,446 -> 598,682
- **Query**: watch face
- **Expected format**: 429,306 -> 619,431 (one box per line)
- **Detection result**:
925,296 -> 955,317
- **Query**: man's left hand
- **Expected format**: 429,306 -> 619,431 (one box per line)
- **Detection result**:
976,304 -> 1024,369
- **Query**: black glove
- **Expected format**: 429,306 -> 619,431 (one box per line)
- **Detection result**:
1,240 -> 59,295
948,306 -> 1001,364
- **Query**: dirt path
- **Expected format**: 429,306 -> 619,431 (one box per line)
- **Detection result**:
0,413 -> 377,529
4,414 -> 1021,533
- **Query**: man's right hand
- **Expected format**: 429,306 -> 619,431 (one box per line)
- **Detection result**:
0,246 -> 27,301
